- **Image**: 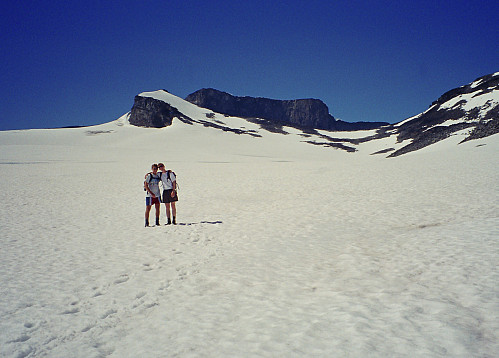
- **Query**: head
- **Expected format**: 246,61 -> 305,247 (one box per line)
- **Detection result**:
158,162 -> 166,172
151,163 -> 158,173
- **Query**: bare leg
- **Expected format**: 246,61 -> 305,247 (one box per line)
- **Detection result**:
171,202 -> 176,218
155,202 -> 160,219
145,205 -> 152,226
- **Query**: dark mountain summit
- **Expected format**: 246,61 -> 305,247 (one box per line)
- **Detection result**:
185,88 -> 387,131
128,93 -> 188,128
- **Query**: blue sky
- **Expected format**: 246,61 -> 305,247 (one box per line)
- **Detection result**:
1,0 -> 498,130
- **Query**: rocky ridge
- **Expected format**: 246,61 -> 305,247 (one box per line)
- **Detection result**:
128,94 -> 187,128
385,72 -> 499,156
185,88 -> 387,131
126,72 -> 499,156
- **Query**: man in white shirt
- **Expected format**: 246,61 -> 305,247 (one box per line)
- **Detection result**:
158,162 -> 178,225
144,163 -> 162,227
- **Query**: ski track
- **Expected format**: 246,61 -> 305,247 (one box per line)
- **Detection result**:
1,139 -> 498,357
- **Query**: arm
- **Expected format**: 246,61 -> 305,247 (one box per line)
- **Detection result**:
144,175 -> 156,197
169,172 -> 177,195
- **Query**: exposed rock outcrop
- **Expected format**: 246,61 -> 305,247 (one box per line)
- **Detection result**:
387,72 -> 499,157
186,88 -> 387,131
129,93 -> 185,128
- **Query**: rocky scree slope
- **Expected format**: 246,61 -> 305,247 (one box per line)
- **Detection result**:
385,72 -> 499,156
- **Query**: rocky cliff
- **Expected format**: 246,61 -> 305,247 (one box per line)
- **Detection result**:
128,92 -> 186,128
185,88 -> 387,131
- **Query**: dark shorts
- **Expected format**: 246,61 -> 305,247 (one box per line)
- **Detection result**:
146,196 -> 160,206
162,189 -> 178,203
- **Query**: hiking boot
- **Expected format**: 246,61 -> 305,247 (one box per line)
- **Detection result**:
156,218 -> 160,226
166,218 -> 172,225
173,217 -> 177,225
145,220 -> 149,227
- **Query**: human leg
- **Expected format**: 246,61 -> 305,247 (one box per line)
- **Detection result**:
171,202 -> 176,218
171,202 -> 176,224
165,190 -> 173,224
165,203 -> 171,220
145,205 -> 152,226
154,199 -> 160,225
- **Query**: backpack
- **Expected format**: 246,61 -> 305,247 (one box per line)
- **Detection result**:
163,170 -> 179,191
143,172 -> 162,191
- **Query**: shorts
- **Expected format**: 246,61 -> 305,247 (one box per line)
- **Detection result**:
146,196 -> 160,206
162,189 -> 178,203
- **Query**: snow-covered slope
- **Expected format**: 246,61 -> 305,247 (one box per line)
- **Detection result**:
387,72 -> 499,156
0,93 -> 498,357
128,72 -> 499,158
128,90 -> 390,155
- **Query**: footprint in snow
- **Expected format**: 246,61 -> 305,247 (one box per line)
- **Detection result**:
81,323 -> 95,333
8,334 -> 31,343
143,302 -> 158,309
92,291 -> 104,298
62,307 -> 80,315
143,263 -> 153,271
135,291 -> 147,299
158,280 -> 171,291
100,309 -> 117,319
114,275 -> 129,285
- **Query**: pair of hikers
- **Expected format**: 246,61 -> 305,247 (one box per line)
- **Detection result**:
144,163 -> 178,227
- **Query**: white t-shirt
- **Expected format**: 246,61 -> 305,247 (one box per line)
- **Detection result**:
161,170 -> 176,190
145,173 -> 162,197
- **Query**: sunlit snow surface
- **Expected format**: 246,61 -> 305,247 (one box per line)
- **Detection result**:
1,97 -> 498,357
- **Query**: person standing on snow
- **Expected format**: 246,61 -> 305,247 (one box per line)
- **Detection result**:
158,162 -> 178,225
144,163 -> 162,227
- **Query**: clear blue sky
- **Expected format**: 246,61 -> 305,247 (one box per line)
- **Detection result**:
1,0 -> 498,130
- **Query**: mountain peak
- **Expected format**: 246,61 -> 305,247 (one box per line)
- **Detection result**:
185,88 -> 336,130
185,89 -> 387,131
126,71 -> 498,157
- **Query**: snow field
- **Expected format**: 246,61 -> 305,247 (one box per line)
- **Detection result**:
0,121 -> 498,357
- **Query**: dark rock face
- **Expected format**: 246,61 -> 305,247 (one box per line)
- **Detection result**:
127,91 -> 261,137
387,72 -> 499,157
129,93 -> 185,128
185,88 -> 334,129
186,88 -> 387,131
